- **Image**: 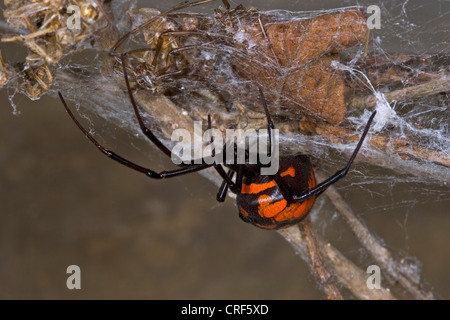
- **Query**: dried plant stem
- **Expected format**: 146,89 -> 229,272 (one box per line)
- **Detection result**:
316,237 -> 395,300
301,120 -> 450,170
298,216 -> 343,300
349,74 -> 450,109
315,171 -> 435,300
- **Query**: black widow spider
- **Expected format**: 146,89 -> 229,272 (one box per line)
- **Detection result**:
58,55 -> 376,230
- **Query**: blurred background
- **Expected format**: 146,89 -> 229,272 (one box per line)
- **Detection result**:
0,0 -> 449,299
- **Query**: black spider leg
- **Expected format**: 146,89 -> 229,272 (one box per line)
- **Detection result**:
205,115 -> 237,201
120,54 -> 174,159
58,92 -> 212,179
207,115 -> 234,184
293,111 -> 377,203
217,170 -> 235,202
258,88 -> 295,203
121,53 -> 222,170
234,162 -> 244,193
218,136 -> 245,194
258,87 -> 274,158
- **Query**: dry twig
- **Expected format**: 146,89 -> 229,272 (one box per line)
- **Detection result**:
349,74 -> 450,110
298,216 -> 343,300
277,225 -> 396,300
316,171 -> 435,300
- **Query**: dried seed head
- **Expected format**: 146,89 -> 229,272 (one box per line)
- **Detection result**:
80,1 -> 102,24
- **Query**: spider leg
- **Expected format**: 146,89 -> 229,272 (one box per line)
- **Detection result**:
121,54 -> 174,159
59,92 -> 212,179
293,111 -> 377,202
216,169 -> 235,202
205,114 -> 238,198
258,87 -> 275,157
273,174 -> 295,203
233,164 -> 244,193
259,88 -> 295,203
206,114 -> 237,185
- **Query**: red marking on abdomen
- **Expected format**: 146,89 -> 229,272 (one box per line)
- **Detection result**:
241,166 -> 296,195
257,195 -> 287,218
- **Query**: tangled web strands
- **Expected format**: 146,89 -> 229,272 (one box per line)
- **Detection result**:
1,0 -> 449,299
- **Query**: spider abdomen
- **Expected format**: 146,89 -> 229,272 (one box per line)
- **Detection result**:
236,154 -> 316,229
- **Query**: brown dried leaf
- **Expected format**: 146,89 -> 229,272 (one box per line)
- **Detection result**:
229,8 -> 367,124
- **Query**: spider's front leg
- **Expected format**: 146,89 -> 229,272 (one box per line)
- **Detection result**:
293,111 -> 377,203
58,92 -> 212,179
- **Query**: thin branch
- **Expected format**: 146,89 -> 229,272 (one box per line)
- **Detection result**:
298,216 -> 343,300
277,225 -> 396,300
300,120 -> 450,173
349,73 -> 450,109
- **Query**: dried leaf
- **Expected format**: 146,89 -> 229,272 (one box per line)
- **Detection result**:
228,8 -> 368,124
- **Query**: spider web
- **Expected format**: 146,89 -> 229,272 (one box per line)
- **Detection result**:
1,0 -> 449,299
